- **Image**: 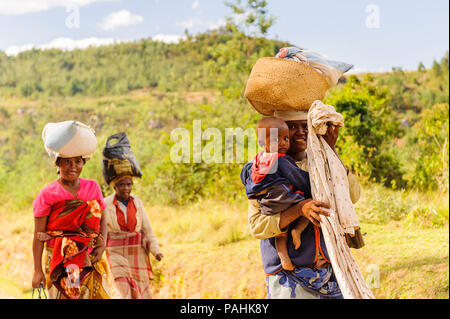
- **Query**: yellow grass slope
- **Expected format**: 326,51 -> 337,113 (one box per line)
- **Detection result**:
0,188 -> 448,299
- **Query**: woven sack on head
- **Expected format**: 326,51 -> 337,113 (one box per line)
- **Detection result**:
244,57 -> 329,115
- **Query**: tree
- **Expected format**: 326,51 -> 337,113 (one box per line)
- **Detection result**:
432,60 -> 442,77
417,61 -> 425,72
325,78 -> 405,188
224,0 -> 277,36
440,52 -> 449,74
410,103 -> 449,191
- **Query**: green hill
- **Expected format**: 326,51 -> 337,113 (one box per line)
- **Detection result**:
0,30 -> 289,98
0,31 -> 448,299
0,31 -> 448,207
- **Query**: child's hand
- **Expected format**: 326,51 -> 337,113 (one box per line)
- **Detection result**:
155,253 -> 163,261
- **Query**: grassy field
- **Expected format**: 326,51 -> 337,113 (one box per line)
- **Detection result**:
0,183 -> 448,299
0,33 -> 447,300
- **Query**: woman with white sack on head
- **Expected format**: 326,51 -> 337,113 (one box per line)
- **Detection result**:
31,121 -> 113,299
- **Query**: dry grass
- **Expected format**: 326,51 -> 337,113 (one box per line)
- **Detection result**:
0,191 -> 448,299
351,222 -> 449,299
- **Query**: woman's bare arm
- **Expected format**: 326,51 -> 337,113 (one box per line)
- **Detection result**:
91,211 -> 107,264
32,216 -> 48,288
100,211 -> 107,241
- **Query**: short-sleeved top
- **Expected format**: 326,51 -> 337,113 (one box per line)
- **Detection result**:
33,178 -> 106,248
33,178 -> 106,218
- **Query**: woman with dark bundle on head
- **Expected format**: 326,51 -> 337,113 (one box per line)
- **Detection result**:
102,132 -> 163,299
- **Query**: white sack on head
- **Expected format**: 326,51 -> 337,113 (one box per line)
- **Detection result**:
42,120 -> 97,161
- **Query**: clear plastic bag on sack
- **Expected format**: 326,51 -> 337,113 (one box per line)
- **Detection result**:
276,47 -> 353,88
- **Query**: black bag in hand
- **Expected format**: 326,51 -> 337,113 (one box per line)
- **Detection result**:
102,132 -> 143,185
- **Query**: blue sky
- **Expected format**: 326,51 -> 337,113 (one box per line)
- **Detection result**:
0,0 -> 448,73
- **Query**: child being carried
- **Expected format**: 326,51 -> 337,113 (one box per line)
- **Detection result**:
240,117 -> 311,271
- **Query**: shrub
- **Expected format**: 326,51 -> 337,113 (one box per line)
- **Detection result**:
325,76 -> 406,188
409,103 -> 449,191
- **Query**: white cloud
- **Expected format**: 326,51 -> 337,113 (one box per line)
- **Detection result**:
0,0 -> 116,16
4,37 -> 132,56
3,35 -> 190,55
5,43 -> 34,56
191,1 -> 199,9
98,10 -> 143,31
152,34 -> 186,44
176,18 -> 225,31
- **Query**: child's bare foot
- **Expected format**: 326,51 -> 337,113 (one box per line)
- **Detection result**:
291,229 -> 302,250
280,256 -> 295,271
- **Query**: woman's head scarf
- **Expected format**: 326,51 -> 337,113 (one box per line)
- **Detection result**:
111,174 -> 133,188
273,109 -> 308,121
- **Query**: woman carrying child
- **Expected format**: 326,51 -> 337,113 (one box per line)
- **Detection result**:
244,46 -> 360,299
247,109 -> 361,299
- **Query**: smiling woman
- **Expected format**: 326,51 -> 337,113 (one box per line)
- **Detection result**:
31,121 -> 112,299
243,46 -> 363,299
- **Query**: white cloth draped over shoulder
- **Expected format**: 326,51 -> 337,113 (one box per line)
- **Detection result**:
307,100 -> 374,299
307,100 -> 359,235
